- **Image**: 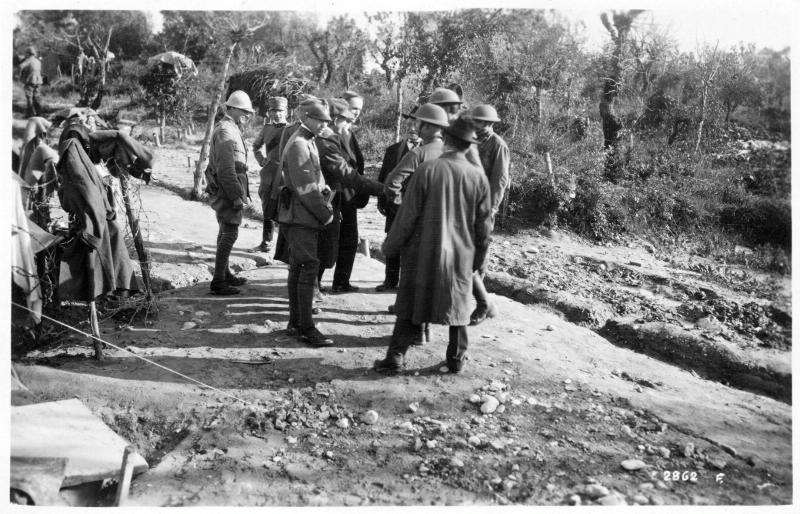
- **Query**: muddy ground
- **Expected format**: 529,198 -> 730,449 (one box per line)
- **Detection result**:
11,123 -> 792,507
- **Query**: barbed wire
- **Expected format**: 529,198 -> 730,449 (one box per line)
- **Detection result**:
11,300 -> 253,406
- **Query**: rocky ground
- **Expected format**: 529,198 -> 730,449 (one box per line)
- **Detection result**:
11,124 -> 792,507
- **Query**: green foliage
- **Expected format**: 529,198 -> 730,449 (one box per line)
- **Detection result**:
139,63 -> 202,125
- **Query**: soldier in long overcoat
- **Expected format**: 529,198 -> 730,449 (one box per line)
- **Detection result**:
205,90 -> 254,295
375,117 -> 493,374
252,96 -> 288,253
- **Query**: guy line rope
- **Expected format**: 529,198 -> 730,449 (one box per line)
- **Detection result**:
11,301 -> 252,406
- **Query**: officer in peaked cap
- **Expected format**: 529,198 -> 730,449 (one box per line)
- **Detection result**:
252,96 -> 289,254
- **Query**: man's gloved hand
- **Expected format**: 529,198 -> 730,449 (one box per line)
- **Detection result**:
232,198 -> 244,210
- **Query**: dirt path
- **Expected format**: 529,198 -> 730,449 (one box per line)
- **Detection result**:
13,140 -> 791,506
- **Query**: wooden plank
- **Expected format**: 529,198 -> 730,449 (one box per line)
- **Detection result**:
11,399 -> 148,487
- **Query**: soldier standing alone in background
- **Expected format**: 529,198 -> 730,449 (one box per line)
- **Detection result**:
19,46 -> 43,118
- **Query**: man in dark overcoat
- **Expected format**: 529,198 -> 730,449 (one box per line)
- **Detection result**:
375,117 -> 493,374
252,96 -> 288,254
375,112 -> 421,291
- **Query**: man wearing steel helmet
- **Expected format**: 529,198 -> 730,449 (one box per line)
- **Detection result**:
19,46 -> 43,118
205,90 -> 254,295
375,117 -> 492,374
276,101 -> 336,347
468,104 -> 511,325
252,96 -> 288,255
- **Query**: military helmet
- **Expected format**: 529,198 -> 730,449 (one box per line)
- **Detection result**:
429,88 -> 462,105
470,104 -> 501,123
444,117 -> 479,144
411,103 -> 449,128
225,90 -> 255,113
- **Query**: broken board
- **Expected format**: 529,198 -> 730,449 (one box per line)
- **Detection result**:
11,398 -> 149,487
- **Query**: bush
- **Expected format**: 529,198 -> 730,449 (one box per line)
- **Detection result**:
718,196 -> 791,249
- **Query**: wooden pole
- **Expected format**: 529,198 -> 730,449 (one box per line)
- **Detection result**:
119,171 -> 155,305
114,445 -> 137,506
89,300 -> 103,360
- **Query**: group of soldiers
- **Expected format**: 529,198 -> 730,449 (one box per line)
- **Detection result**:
204,86 -> 509,374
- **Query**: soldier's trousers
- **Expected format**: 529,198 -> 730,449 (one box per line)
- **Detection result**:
286,226 -> 321,330
24,84 -> 41,118
211,219 -> 239,287
333,202 -> 358,287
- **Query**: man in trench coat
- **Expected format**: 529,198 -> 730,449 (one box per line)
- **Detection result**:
252,96 -> 288,254
375,117 -> 493,374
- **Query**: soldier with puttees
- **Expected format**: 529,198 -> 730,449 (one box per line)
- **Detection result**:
205,90 -> 254,296
19,46 -> 43,118
275,100 -> 336,347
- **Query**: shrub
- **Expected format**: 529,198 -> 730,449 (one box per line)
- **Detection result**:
717,196 -> 791,250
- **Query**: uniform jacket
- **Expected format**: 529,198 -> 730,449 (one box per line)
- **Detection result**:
340,128 -> 369,209
377,138 -> 419,230
279,126 -> 333,230
383,136 -> 445,211
253,122 -> 286,197
89,130 -> 155,183
56,139 -> 138,301
20,56 -> 42,86
384,151 -> 492,326
205,115 -> 250,225
477,130 -> 511,213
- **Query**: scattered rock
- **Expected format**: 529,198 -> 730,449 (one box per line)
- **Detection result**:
399,421 -> 414,431
545,324 -> 555,331
511,399 -> 522,406
336,418 -> 350,429
621,459 -> 648,471
497,392 -> 510,403
565,384 -> 578,392
526,246 -> 540,254
414,438 -> 423,451
503,479 -> 516,491
639,482 -> 654,490
181,321 -> 196,330
682,443 -> 695,458
468,435 -> 482,446
658,447 -> 671,459
408,402 -> 419,413
567,494 -> 581,505
597,493 -> 625,506
696,315 -> 722,332
621,425 -> 633,437
418,464 -> 429,473
583,484 -> 609,498
489,440 -> 505,450
426,439 -> 437,449
650,495 -> 664,505
194,310 -> 210,317
481,396 -> 500,414
324,451 -> 333,459
286,436 -> 298,444
546,484 -> 556,492
632,494 -> 649,505
526,397 -> 538,405
496,405 -> 506,414
708,458 -> 727,470
564,378 -> 572,384
362,410 -> 379,425
469,394 -> 482,404
719,443 -> 738,457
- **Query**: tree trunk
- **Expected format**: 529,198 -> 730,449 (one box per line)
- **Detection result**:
192,41 -> 238,201
394,79 -> 403,143
91,27 -> 113,110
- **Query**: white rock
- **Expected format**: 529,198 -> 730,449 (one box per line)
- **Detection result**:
398,421 -> 414,431
325,451 -> 333,459
526,246 -> 540,254
408,402 -> 419,413
496,404 -> 506,413
418,464 -> 429,473
683,443 -> 695,457
362,410 -> 379,425
621,459 -> 648,471
336,417 -> 350,429
511,399 -> 522,406
632,494 -> 649,505
450,457 -> 465,467
468,435 -> 482,446
621,425 -> 633,437
546,483 -> 556,492
181,321 -> 197,330
567,494 -> 581,505
545,324 -> 555,331
439,366 -> 449,373
286,436 -> 298,444
490,440 -> 505,450
194,310 -> 210,317
526,397 -> 538,405
469,394 -> 482,404
481,396 -> 500,414
597,494 -> 625,506
658,447 -> 671,458
426,440 -> 437,449
583,484 -> 609,498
